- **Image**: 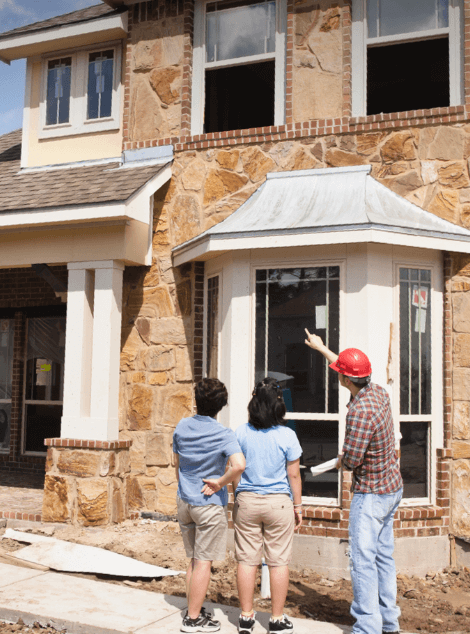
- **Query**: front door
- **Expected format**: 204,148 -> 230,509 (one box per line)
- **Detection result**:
23,316 -> 66,454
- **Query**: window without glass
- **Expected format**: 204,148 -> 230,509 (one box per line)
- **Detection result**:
364,0 -> 455,115
87,50 -> 114,120
255,267 -> 340,499
399,268 -> 431,499
193,0 -> 285,134
0,319 -> 14,453
46,58 -> 72,126
24,317 -> 65,453
206,276 -> 219,378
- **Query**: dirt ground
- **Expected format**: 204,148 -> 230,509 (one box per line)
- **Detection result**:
0,520 -> 469,634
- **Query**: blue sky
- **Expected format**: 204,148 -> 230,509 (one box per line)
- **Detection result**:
0,0 -> 100,137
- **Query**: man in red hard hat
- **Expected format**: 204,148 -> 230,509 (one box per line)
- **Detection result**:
305,330 -> 403,634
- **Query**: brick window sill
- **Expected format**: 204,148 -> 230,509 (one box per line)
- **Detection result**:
44,438 -> 132,449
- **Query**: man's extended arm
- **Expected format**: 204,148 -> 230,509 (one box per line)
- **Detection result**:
304,329 -> 339,365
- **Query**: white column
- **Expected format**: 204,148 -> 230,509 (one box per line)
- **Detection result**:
61,260 -> 124,441
89,261 -> 124,440
61,266 -> 94,438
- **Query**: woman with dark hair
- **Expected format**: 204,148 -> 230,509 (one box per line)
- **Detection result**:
233,377 -> 303,634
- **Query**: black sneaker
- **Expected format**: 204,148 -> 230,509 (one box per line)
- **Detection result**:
183,607 -> 219,624
269,614 -> 294,633
238,612 -> 256,633
181,613 -> 221,632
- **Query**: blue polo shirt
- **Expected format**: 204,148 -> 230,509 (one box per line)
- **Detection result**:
173,415 -> 241,507
235,423 -> 302,498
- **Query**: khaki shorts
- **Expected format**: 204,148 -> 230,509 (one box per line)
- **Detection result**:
177,496 -> 228,561
234,492 -> 295,566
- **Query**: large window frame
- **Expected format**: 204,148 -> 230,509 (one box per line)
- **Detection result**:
191,0 -> 287,136
204,272 -> 222,378
39,41 -> 122,140
250,258 -> 347,507
393,259 -> 443,507
351,0 -> 463,116
0,319 -> 14,455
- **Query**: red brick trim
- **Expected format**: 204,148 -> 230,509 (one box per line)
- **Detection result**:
341,1 -> 352,117
129,511 -> 140,520
464,1 -> 470,106
0,511 -> 42,522
285,0 -> 294,125
111,106 -> 467,152
181,0 -> 195,136
443,253 -> 453,450
44,438 -> 132,449
193,261 -> 204,382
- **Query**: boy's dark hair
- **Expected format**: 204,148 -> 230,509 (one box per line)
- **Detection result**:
195,378 -> 228,417
248,377 -> 286,430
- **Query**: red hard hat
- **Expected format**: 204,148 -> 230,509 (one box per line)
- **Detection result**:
329,348 -> 371,378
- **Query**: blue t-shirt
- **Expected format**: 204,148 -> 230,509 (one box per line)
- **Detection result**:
235,423 -> 302,498
173,415 -> 241,507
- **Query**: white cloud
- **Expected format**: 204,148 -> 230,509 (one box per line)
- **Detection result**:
0,0 -> 34,18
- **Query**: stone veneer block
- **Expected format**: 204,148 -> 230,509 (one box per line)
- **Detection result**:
452,460 -> 470,535
42,475 -> 72,523
77,479 -> 109,526
57,450 -> 101,478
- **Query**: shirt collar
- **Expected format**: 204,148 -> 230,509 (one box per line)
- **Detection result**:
193,414 -> 217,422
346,383 -> 373,409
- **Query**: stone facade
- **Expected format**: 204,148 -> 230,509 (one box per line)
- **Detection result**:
42,439 -> 134,526
36,0 -> 470,542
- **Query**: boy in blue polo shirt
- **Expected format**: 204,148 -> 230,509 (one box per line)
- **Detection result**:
173,378 -> 245,633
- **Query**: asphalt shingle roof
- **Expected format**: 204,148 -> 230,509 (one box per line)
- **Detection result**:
0,5 -> 124,41
0,129 -> 168,214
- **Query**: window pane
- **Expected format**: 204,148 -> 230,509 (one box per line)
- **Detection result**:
25,404 -> 62,453
367,38 -> 449,115
206,276 -> 219,378
25,317 -> 66,402
255,267 -> 339,414
400,421 -> 428,498
206,1 -> 275,62
367,0 -> 378,38
0,403 -> 11,453
87,50 -> 114,120
378,0 -> 447,37
0,319 -> 14,400
289,419 -> 338,498
46,58 -> 71,126
399,269 -> 432,415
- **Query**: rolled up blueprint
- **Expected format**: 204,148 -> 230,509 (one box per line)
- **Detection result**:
310,457 -> 340,476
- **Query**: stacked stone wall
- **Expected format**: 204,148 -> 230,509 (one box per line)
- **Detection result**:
42,439 -> 134,525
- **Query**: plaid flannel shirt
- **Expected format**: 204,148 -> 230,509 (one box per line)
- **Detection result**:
342,383 -> 402,494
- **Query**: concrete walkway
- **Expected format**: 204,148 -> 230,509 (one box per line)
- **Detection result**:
0,562 -> 352,634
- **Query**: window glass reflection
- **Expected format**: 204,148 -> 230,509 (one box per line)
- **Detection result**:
400,421 -> 428,498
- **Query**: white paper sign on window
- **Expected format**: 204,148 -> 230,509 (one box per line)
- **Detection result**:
315,305 -> 327,330
412,285 -> 428,309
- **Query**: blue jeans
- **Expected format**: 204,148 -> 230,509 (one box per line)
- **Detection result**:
349,488 -> 403,634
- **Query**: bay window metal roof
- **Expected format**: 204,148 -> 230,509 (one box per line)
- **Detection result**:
173,165 -> 470,265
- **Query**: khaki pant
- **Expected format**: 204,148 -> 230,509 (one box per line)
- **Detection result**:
177,496 -> 228,561
234,492 -> 295,566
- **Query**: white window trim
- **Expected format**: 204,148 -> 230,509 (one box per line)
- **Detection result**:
191,0 -> 286,136
351,0 -> 463,116
38,41 -> 122,140
203,271 -> 223,379
250,258 -> 346,507
392,259 -> 443,508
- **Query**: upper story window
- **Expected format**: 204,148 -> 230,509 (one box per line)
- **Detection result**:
192,0 -> 287,136
40,44 -> 121,139
352,0 -> 463,116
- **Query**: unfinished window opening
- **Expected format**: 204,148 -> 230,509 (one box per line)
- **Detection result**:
255,266 -> 340,500
353,0 -> 462,116
367,38 -> 449,115
206,275 -> 220,378
23,317 -> 66,454
0,319 -> 14,453
192,0 -> 285,135
399,267 -> 431,499
204,61 -> 275,133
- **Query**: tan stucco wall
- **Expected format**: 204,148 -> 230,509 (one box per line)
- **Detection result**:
26,58 -> 123,168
